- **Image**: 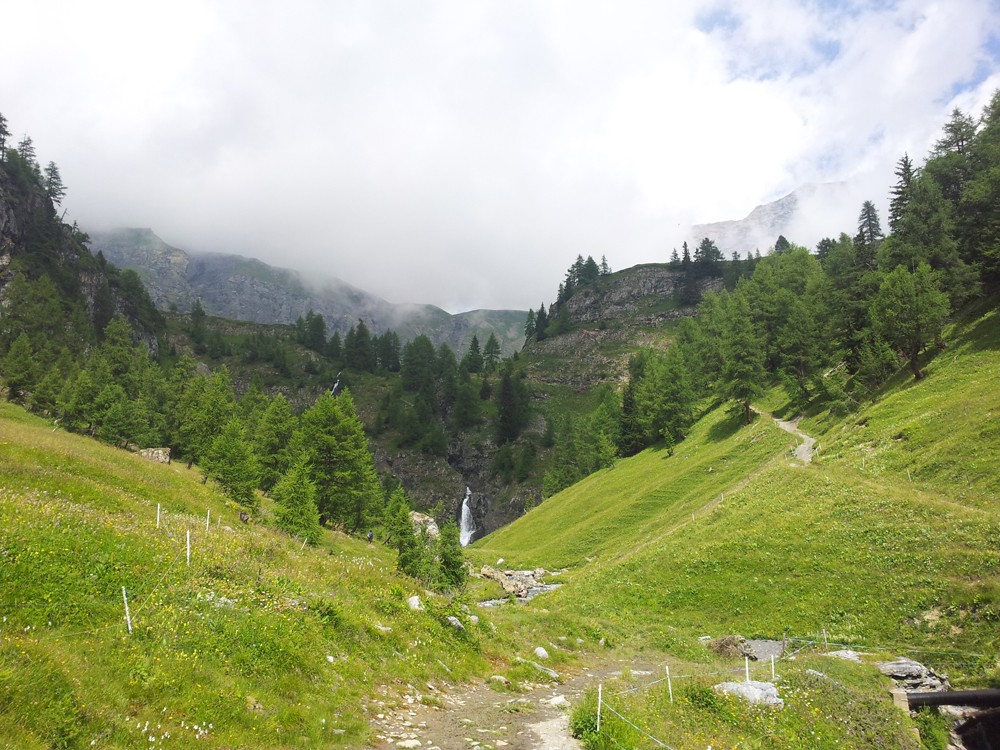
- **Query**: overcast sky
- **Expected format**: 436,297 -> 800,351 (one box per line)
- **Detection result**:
3,1 -> 999,312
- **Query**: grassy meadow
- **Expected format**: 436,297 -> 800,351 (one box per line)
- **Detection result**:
0,404 -> 512,748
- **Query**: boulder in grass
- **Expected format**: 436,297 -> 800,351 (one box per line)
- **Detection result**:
714,680 -> 783,708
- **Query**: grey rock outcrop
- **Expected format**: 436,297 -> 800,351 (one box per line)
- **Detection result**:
714,680 -> 784,708
876,657 -> 949,691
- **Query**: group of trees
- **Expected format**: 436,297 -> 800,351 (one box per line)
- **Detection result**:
542,93 -> 1000,489
525,254 -> 611,341
0,115 -> 469,588
374,332 -> 530,455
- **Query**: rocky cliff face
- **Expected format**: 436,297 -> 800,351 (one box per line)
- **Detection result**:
0,168 -> 160,351
90,228 -> 527,355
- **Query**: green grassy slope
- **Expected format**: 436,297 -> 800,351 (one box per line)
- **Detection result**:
0,405 -> 496,749
472,302 -> 1000,679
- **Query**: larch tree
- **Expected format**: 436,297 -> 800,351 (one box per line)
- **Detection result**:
870,263 -> 949,380
272,459 -> 322,545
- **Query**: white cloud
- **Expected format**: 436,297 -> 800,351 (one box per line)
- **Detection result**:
2,0 -> 997,312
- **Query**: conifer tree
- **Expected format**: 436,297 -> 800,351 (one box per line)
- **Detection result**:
482,333 -> 501,373
43,162 -> 66,205
523,309 -> 536,340
2,332 -> 36,401
205,418 -> 260,509
870,263 -> 949,380
722,291 -> 766,425
254,394 -> 298,491
463,335 -> 483,373
888,153 -> 916,232
436,521 -> 467,590
272,459 -> 322,545
0,113 -> 9,160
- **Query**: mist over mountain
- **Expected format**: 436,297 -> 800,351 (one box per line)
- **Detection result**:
690,182 -> 859,254
89,228 -> 527,355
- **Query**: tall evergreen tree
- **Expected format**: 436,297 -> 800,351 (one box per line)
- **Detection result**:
0,112 -> 9,160
463,335 -> 483,373
43,161 -> 66,205
272,459 -> 322,545
204,418 -> 260,509
436,521 -> 467,590
482,332 -> 501,373
888,153 -> 916,232
721,291 -> 767,425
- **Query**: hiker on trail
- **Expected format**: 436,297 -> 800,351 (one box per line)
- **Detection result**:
367,530 -> 373,544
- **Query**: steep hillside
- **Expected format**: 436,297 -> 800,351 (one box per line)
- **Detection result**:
0,402 -> 506,748
474,301 -> 1000,678
90,228 -> 527,355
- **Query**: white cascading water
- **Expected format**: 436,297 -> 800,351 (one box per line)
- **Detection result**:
459,487 -> 475,546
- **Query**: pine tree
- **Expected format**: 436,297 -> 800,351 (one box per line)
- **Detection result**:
855,200 -> 884,266
272,459 -> 322,545
463,335 -> 483,373
43,162 -> 66,205
482,333 -> 501,373
384,487 -> 423,578
523,309 -> 536,340
297,391 -> 382,531
0,112 -> 9,161
722,291 -> 767,425
436,521 -> 467,590
870,263 -> 949,380
535,304 -> 548,341
204,418 -> 260,509
254,394 -> 298,491
2,332 -> 36,401
888,153 -> 916,232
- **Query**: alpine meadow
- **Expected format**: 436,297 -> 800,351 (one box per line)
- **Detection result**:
2,87 -> 1000,749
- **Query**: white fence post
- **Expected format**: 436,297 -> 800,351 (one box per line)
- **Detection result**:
745,656 -> 750,682
122,586 -> 132,634
187,529 -> 191,567
206,509 -> 210,532
156,503 -> 160,528
666,665 -> 673,703
597,683 -> 602,733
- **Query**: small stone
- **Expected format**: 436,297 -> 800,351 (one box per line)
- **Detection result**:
408,596 -> 424,611
549,695 -> 570,708
489,675 -> 511,686
446,616 -> 465,630
533,646 -> 549,660
397,740 -> 422,749
469,615 -> 479,625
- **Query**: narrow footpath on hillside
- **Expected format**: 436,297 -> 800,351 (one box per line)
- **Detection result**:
367,654 -> 656,749
754,408 -> 817,464
368,652 -> 690,749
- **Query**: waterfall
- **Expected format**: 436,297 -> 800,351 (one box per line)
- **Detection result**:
459,487 -> 475,546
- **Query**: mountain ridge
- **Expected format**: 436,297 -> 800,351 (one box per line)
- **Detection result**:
89,227 -> 528,355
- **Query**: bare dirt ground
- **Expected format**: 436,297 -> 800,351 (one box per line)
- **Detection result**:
366,655 -> 660,750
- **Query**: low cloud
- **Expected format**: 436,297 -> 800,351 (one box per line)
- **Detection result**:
3,1 -> 997,312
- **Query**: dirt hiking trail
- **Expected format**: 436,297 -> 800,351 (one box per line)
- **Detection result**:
368,655 -> 662,750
